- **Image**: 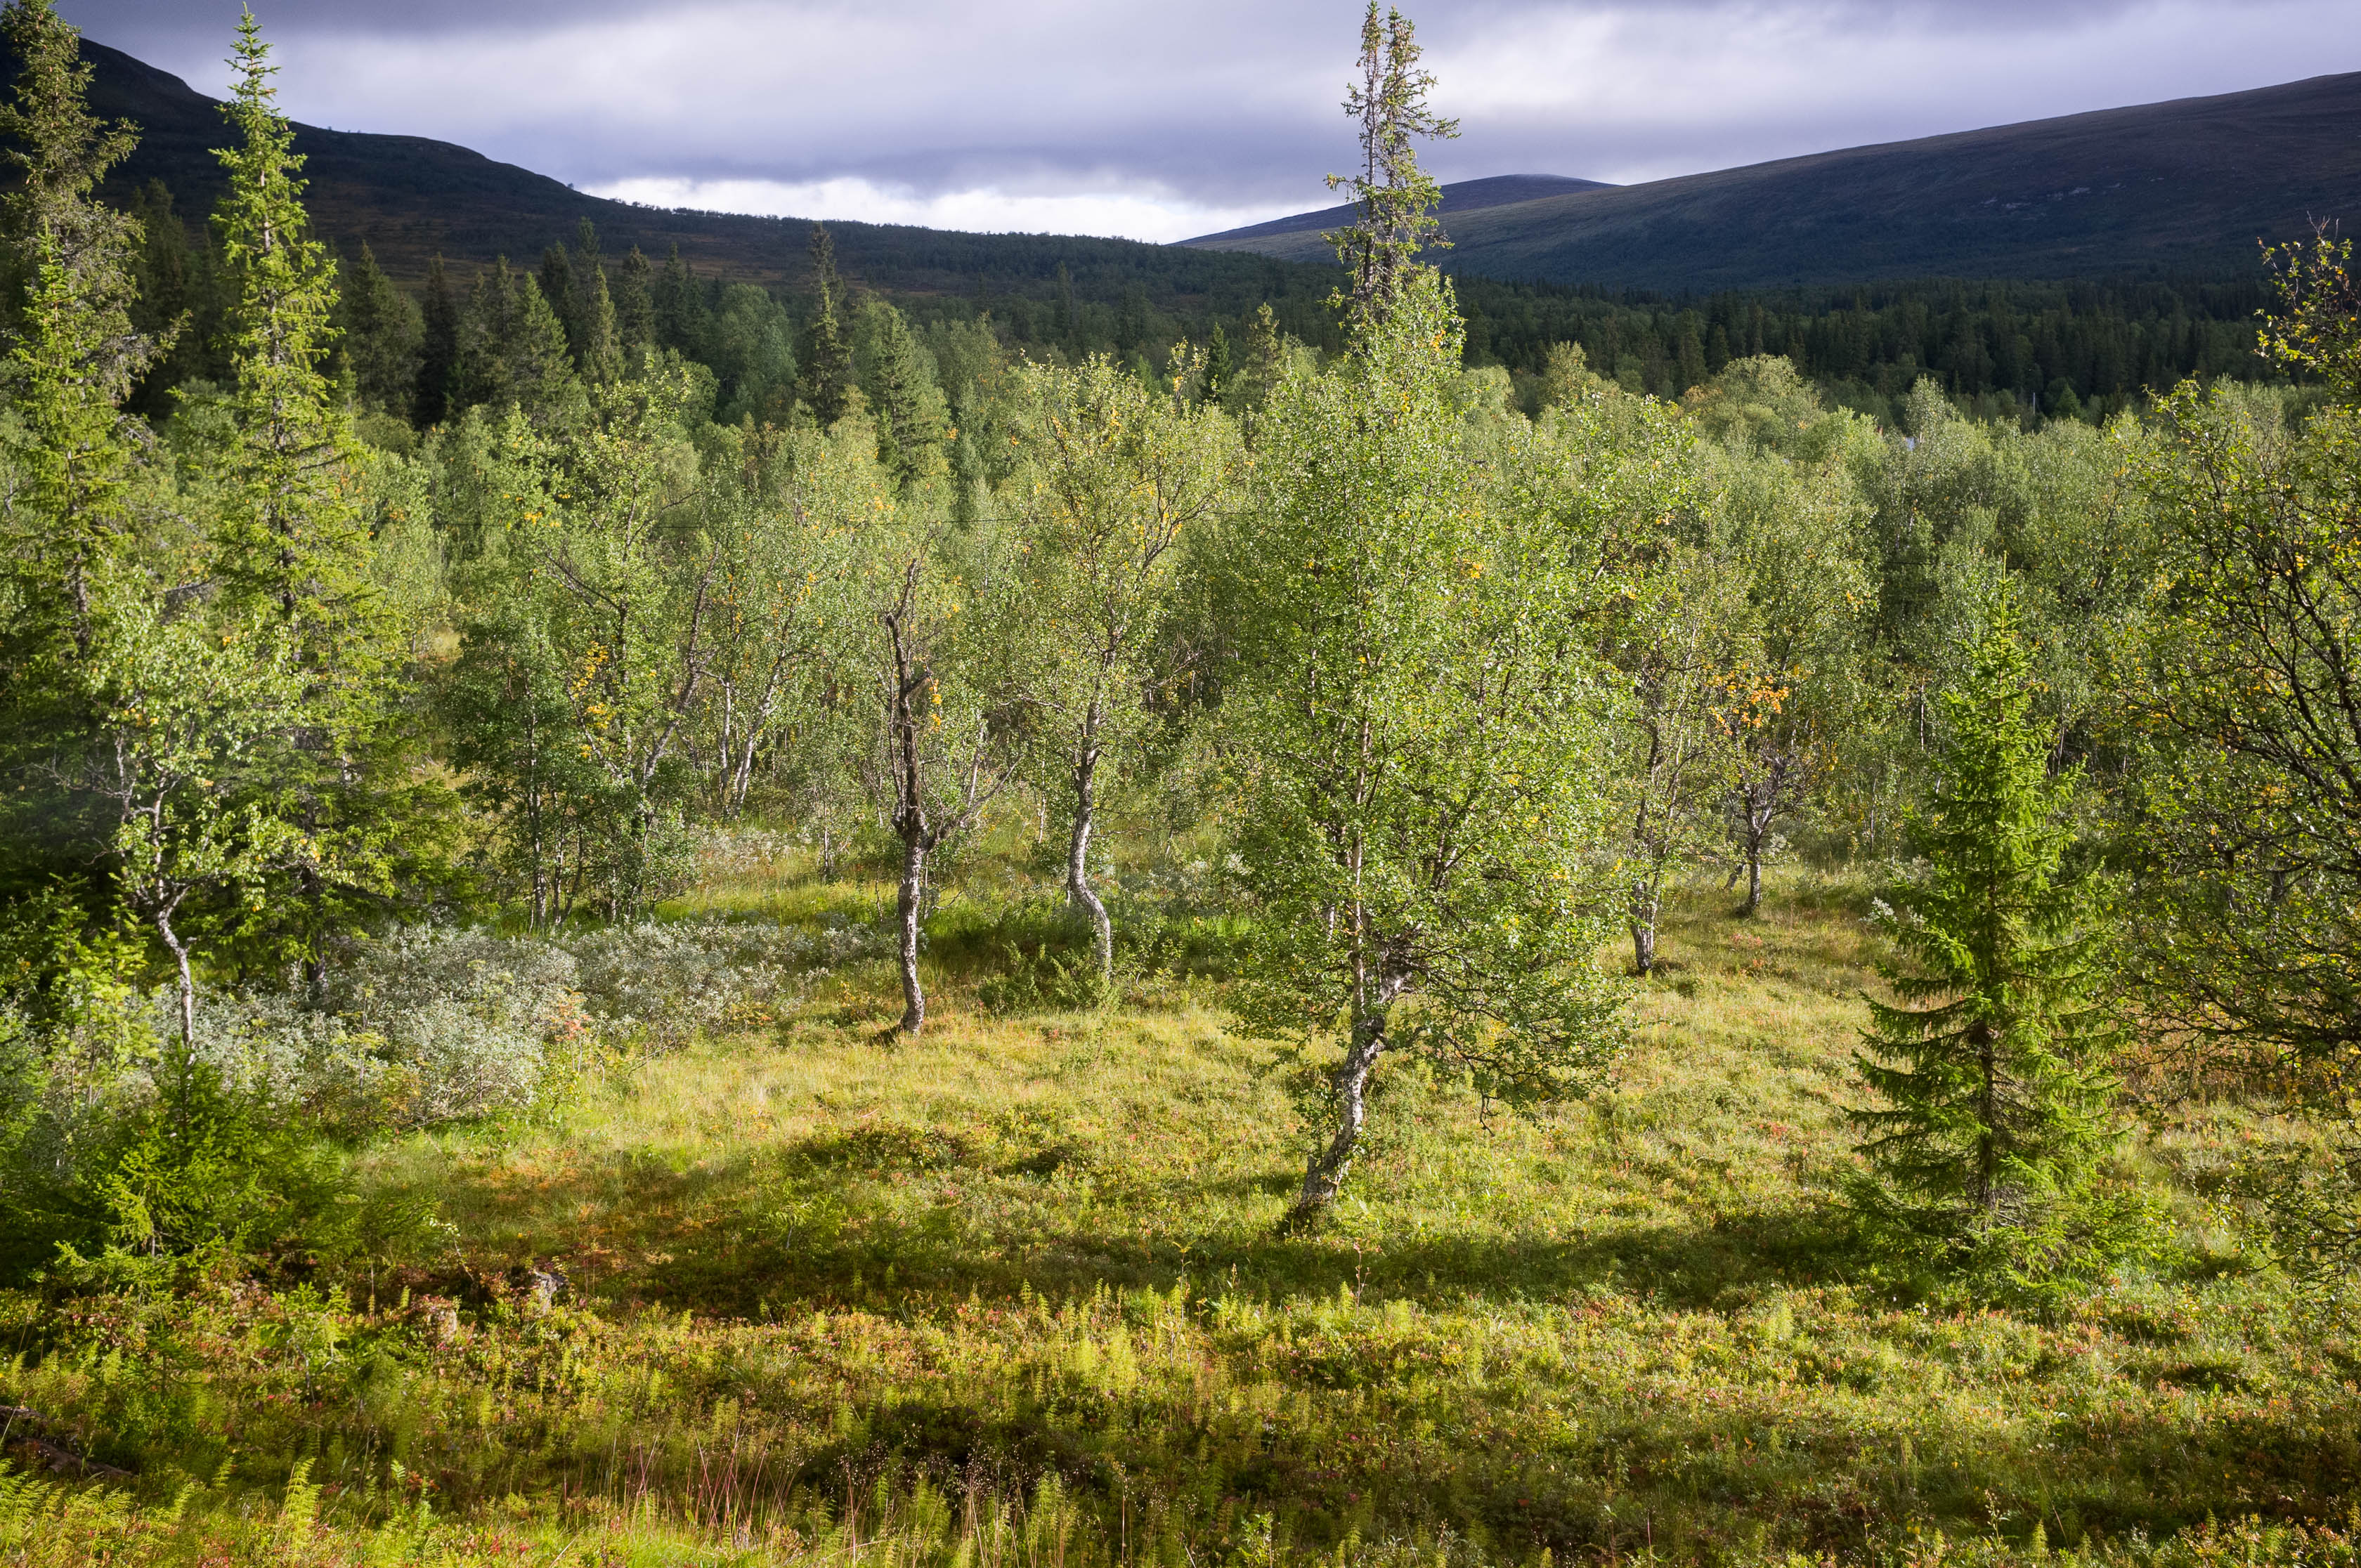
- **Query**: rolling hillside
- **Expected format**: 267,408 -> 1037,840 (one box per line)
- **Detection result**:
26,37 -> 1320,308
1188,72 -> 2361,290
1185,172 -> 1611,246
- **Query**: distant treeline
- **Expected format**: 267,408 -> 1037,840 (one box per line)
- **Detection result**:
114,172 -> 2282,433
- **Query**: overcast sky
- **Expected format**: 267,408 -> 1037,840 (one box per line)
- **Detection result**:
51,1 -> 2361,242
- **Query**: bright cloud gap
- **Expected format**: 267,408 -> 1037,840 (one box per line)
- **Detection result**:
585,176 -> 1300,244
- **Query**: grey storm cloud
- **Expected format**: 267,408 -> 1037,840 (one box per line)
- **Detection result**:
50,0 -> 2361,240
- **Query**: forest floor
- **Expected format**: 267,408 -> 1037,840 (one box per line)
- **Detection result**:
5,861 -> 2358,1567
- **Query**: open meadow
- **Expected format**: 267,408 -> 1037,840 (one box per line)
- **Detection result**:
8,851 -> 2355,1567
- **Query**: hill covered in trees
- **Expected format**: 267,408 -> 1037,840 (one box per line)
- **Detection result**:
1185,172 -> 1611,246
14,32 -> 1320,306
0,33 -> 2310,431
1190,71 -> 2361,290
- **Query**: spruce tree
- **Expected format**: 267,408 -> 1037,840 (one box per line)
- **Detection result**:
613,244 -> 654,358
859,297 -> 948,493
537,242 -> 577,356
1202,322 -> 1232,407
210,10 -> 364,635
651,242 -> 707,355
1852,589 -> 2119,1236
413,253 -> 457,426
453,256 -> 579,422
573,261 -> 623,384
124,179 -> 204,414
0,0 -> 145,344
209,12 -> 451,996
797,222 -> 852,424
566,219 -> 622,384
0,0 -> 153,916
0,0 -> 159,656
1325,2 -> 1458,327
335,242 -> 419,417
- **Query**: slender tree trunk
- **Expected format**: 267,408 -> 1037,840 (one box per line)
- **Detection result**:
299,861 -> 327,1002
1066,748 -> 1112,986
896,832 -> 927,1035
1972,1017 -> 1997,1213
1289,1006 -> 1387,1226
1737,783 -> 1770,917
154,906 -> 199,1149
1630,883 -> 1659,976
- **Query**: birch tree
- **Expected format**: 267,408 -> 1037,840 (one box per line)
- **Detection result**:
1230,264 -> 1627,1224
696,423 -> 862,821
867,537 -> 1020,1035
1007,351 -> 1236,985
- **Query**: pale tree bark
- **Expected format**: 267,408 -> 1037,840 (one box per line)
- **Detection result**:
1064,705 -> 1114,986
895,831 -> 928,1035
883,575 -> 941,1035
878,555 -> 1010,1036
1289,965 -> 1410,1225
1628,881 -> 1661,975
1729,757 -> 1791,917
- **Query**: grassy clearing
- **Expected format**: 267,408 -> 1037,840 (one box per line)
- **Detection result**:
5,865 -> 2358,1566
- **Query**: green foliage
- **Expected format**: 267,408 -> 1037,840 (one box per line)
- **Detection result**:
4,11 -> 2361,1558
451,255 -> 582,424
1227,265 -> 1626,1217
1852,589 -> 2131,1274
438,374 -> 712,925
1696,365 -> 1878,910
334,241 -> 419,417
0,0 -> 147,357
1324,2 -> 1457,325
855,296 -> 949,493
1006,350 -> 1237,981
0,868 -> 2344,1566
412,251 -> 457,426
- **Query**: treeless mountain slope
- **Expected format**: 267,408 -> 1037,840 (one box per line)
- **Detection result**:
1186,73 -> 2361,289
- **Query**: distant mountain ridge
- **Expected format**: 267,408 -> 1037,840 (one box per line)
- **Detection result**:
1185,73 -> 2361,290
18,36 -> 1310,304
1188,174 -> 1612,246
18,35 -> 2355,301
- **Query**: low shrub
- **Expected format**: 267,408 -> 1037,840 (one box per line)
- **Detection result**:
197,917 -> 890,1134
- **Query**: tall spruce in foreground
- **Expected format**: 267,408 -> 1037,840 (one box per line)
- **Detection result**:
210,11 -> 408,990
1852,589 -> 2119,1239
210,11 -> 369,657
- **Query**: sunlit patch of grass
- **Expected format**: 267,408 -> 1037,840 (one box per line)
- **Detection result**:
10,864 -> 2355,1567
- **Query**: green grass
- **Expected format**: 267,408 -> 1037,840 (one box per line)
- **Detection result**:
5,862 -> 2358,1567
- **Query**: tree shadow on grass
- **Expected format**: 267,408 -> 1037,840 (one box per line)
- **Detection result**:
382,1128 -> 1857,1317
